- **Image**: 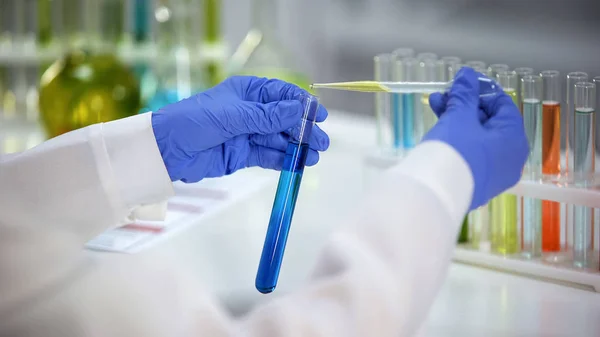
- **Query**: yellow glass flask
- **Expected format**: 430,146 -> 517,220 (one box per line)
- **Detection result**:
39,50 -> 141,138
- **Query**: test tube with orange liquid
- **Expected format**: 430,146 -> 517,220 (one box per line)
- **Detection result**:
541,70 -> 562,252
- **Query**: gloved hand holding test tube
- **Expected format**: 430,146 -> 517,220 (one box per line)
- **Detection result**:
256,93 -> 319,294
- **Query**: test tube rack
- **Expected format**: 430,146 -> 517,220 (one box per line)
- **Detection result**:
363,151 -> 600,293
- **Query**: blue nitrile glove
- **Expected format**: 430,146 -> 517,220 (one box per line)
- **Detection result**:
151,76 -> 330,183
424,67 -> 528,210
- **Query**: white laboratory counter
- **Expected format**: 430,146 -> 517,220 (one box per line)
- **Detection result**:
2,111 -> 600,336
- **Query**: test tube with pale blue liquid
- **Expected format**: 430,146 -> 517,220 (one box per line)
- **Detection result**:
521,75 -> 543,258
397,57 -> 419,149
391,48 -> 415,151
373,54 -> 394,152
572,82 -> 596,268
256,94 -> 319,294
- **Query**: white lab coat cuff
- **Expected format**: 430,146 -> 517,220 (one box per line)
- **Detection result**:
390,141 -> 474,228
101,113 -> 174,221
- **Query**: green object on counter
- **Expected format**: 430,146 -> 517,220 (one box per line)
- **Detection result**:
39,50 -> 141,138
203,0 -> 225,87
204,0 -> 221,43
457,216 -> 469,243
37,0 -> 52,46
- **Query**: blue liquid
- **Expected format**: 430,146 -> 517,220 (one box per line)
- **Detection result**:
144,88 -> 179,112
256,141 -> 309,293
134,0 -> 149,43
402,93 -> 415,148
392,93 -> 402,149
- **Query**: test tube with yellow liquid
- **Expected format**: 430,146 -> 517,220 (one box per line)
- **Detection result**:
419,58 -> 438,135
489,70 -> 520,255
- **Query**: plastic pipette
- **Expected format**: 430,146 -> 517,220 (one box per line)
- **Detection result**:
255,93 -> 318,294
310,77 -> 501,97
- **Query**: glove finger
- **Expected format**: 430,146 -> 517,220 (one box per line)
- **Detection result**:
429,92 -> 448,118
315,104 -> 328,122
284,124 -> 330,151
246,145 -> 320,170
224,76 -> 328,120
251,127 -> 329,152
480,91 -> 521,121
226,100 -> 304,136
445,67 -> 481,119
227,76 -> 307,103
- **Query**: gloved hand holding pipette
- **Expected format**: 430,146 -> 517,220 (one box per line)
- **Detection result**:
152,76 -> 330,182
424,67 -> 529,210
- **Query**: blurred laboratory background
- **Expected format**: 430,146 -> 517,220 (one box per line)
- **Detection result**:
1,0 -> 600,150
2,1 -> 600,332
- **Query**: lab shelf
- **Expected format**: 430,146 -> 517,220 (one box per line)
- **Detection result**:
453,246 -> 600,292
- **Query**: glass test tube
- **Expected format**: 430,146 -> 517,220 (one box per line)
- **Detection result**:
419,58 -> 438,134
573,82 -> 596,268
521,75 -> 543,258
514,68 -> 533,258
0,0 -> 11,117
398,57 -> 419,149
566,72 -> 589,175
439,56 -> 461,82
514,67 -> 534,110
12,0 -> 27,114
595,76 -> 600,159
256,94 -> 318,294
416,52 -> 438,61
203,0 -> 225,86
541,70 -> 562,252
390,48 -> 415,152
466,61 -> 486,74
466,60 -> 490,249
374,54 -> 394,152
490,70 -> 520,255
497,70 -> 519,104
392,48 -> 414,60
414,54 -> 437,144
439,56 -> 469,243
448,64 -> 465,79
595,76 -> 600,270
488,64 -> 510,79
565,72 -> 588,261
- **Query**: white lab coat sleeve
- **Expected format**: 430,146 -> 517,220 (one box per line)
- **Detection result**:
0,112 -> 174,240
235,140 -> 474,337
0,119 -> 473,337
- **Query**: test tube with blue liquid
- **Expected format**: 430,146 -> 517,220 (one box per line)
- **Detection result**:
398,57 -> 419,149
256,94 -> 319,294
391,48 -> 415,151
